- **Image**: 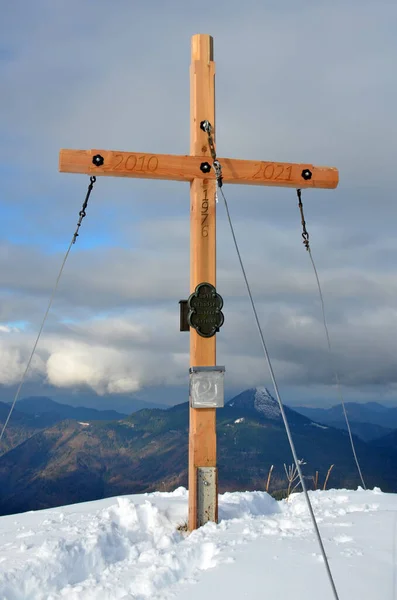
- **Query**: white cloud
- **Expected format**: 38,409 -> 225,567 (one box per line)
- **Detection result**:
46,342 -> 142,395
0,338 -> 45,386
0,344 -> 25,386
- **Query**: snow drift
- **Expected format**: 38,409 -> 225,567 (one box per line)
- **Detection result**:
0,487 -> 392,600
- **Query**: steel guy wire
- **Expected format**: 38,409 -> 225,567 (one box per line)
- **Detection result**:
218,182 -> 340,600
296,189 -> 367,490
0,176 -> 96,446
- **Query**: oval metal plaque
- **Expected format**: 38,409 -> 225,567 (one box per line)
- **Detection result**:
187,282 -> 224,338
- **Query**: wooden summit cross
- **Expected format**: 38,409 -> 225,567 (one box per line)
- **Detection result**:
59,34 -> 338,531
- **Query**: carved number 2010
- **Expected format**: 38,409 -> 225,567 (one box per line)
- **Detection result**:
112,154 -> 159,172
253,163 -> 292,181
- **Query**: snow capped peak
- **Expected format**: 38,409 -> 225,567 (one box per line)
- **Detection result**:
253,387 -> 281,420
226,387 -> 281,420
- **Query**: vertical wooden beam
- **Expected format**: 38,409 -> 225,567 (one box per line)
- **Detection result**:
188,34 -> 217,531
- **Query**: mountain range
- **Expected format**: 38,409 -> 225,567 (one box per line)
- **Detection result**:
0,397 -> 127,457
12,396 -> 127,422
0,388 -> 396,516
0,384 -> 164,414
0,400 -> 59,456
294,402 -> 396,441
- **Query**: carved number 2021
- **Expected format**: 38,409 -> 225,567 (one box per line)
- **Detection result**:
253,162 -> 292,181
112,154 -> 159,172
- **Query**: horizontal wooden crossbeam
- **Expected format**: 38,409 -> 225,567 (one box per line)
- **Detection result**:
59,149 -> 338,189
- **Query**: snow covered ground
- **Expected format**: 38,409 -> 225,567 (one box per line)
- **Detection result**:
0,487 -> 394,599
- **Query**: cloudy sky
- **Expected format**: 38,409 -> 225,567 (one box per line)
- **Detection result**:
1,0 -> 397,409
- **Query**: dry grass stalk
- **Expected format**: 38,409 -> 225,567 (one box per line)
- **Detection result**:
266,465 -> 274,492
323,464 -> 334,490
313,471 -> 319,491
284,463 -> 299,499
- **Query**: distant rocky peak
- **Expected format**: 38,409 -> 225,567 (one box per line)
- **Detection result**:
253,387 -> 281,420
227,387 -> 281,420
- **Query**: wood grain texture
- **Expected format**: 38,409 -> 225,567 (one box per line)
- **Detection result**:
59,148 -> 338,189
188,34 -> 217,531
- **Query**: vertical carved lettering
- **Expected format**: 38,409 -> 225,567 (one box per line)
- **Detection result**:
201,188 -> 209,237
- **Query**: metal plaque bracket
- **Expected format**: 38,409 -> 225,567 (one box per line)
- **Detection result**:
179,299 -> 189,331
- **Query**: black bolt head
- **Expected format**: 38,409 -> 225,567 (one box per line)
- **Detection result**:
92,154 -> 104,167
200,162 -> 211,174
301,169 -> 312,181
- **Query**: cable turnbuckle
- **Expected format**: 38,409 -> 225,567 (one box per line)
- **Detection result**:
72,176 -> 96,244
297,189 -> 310,252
